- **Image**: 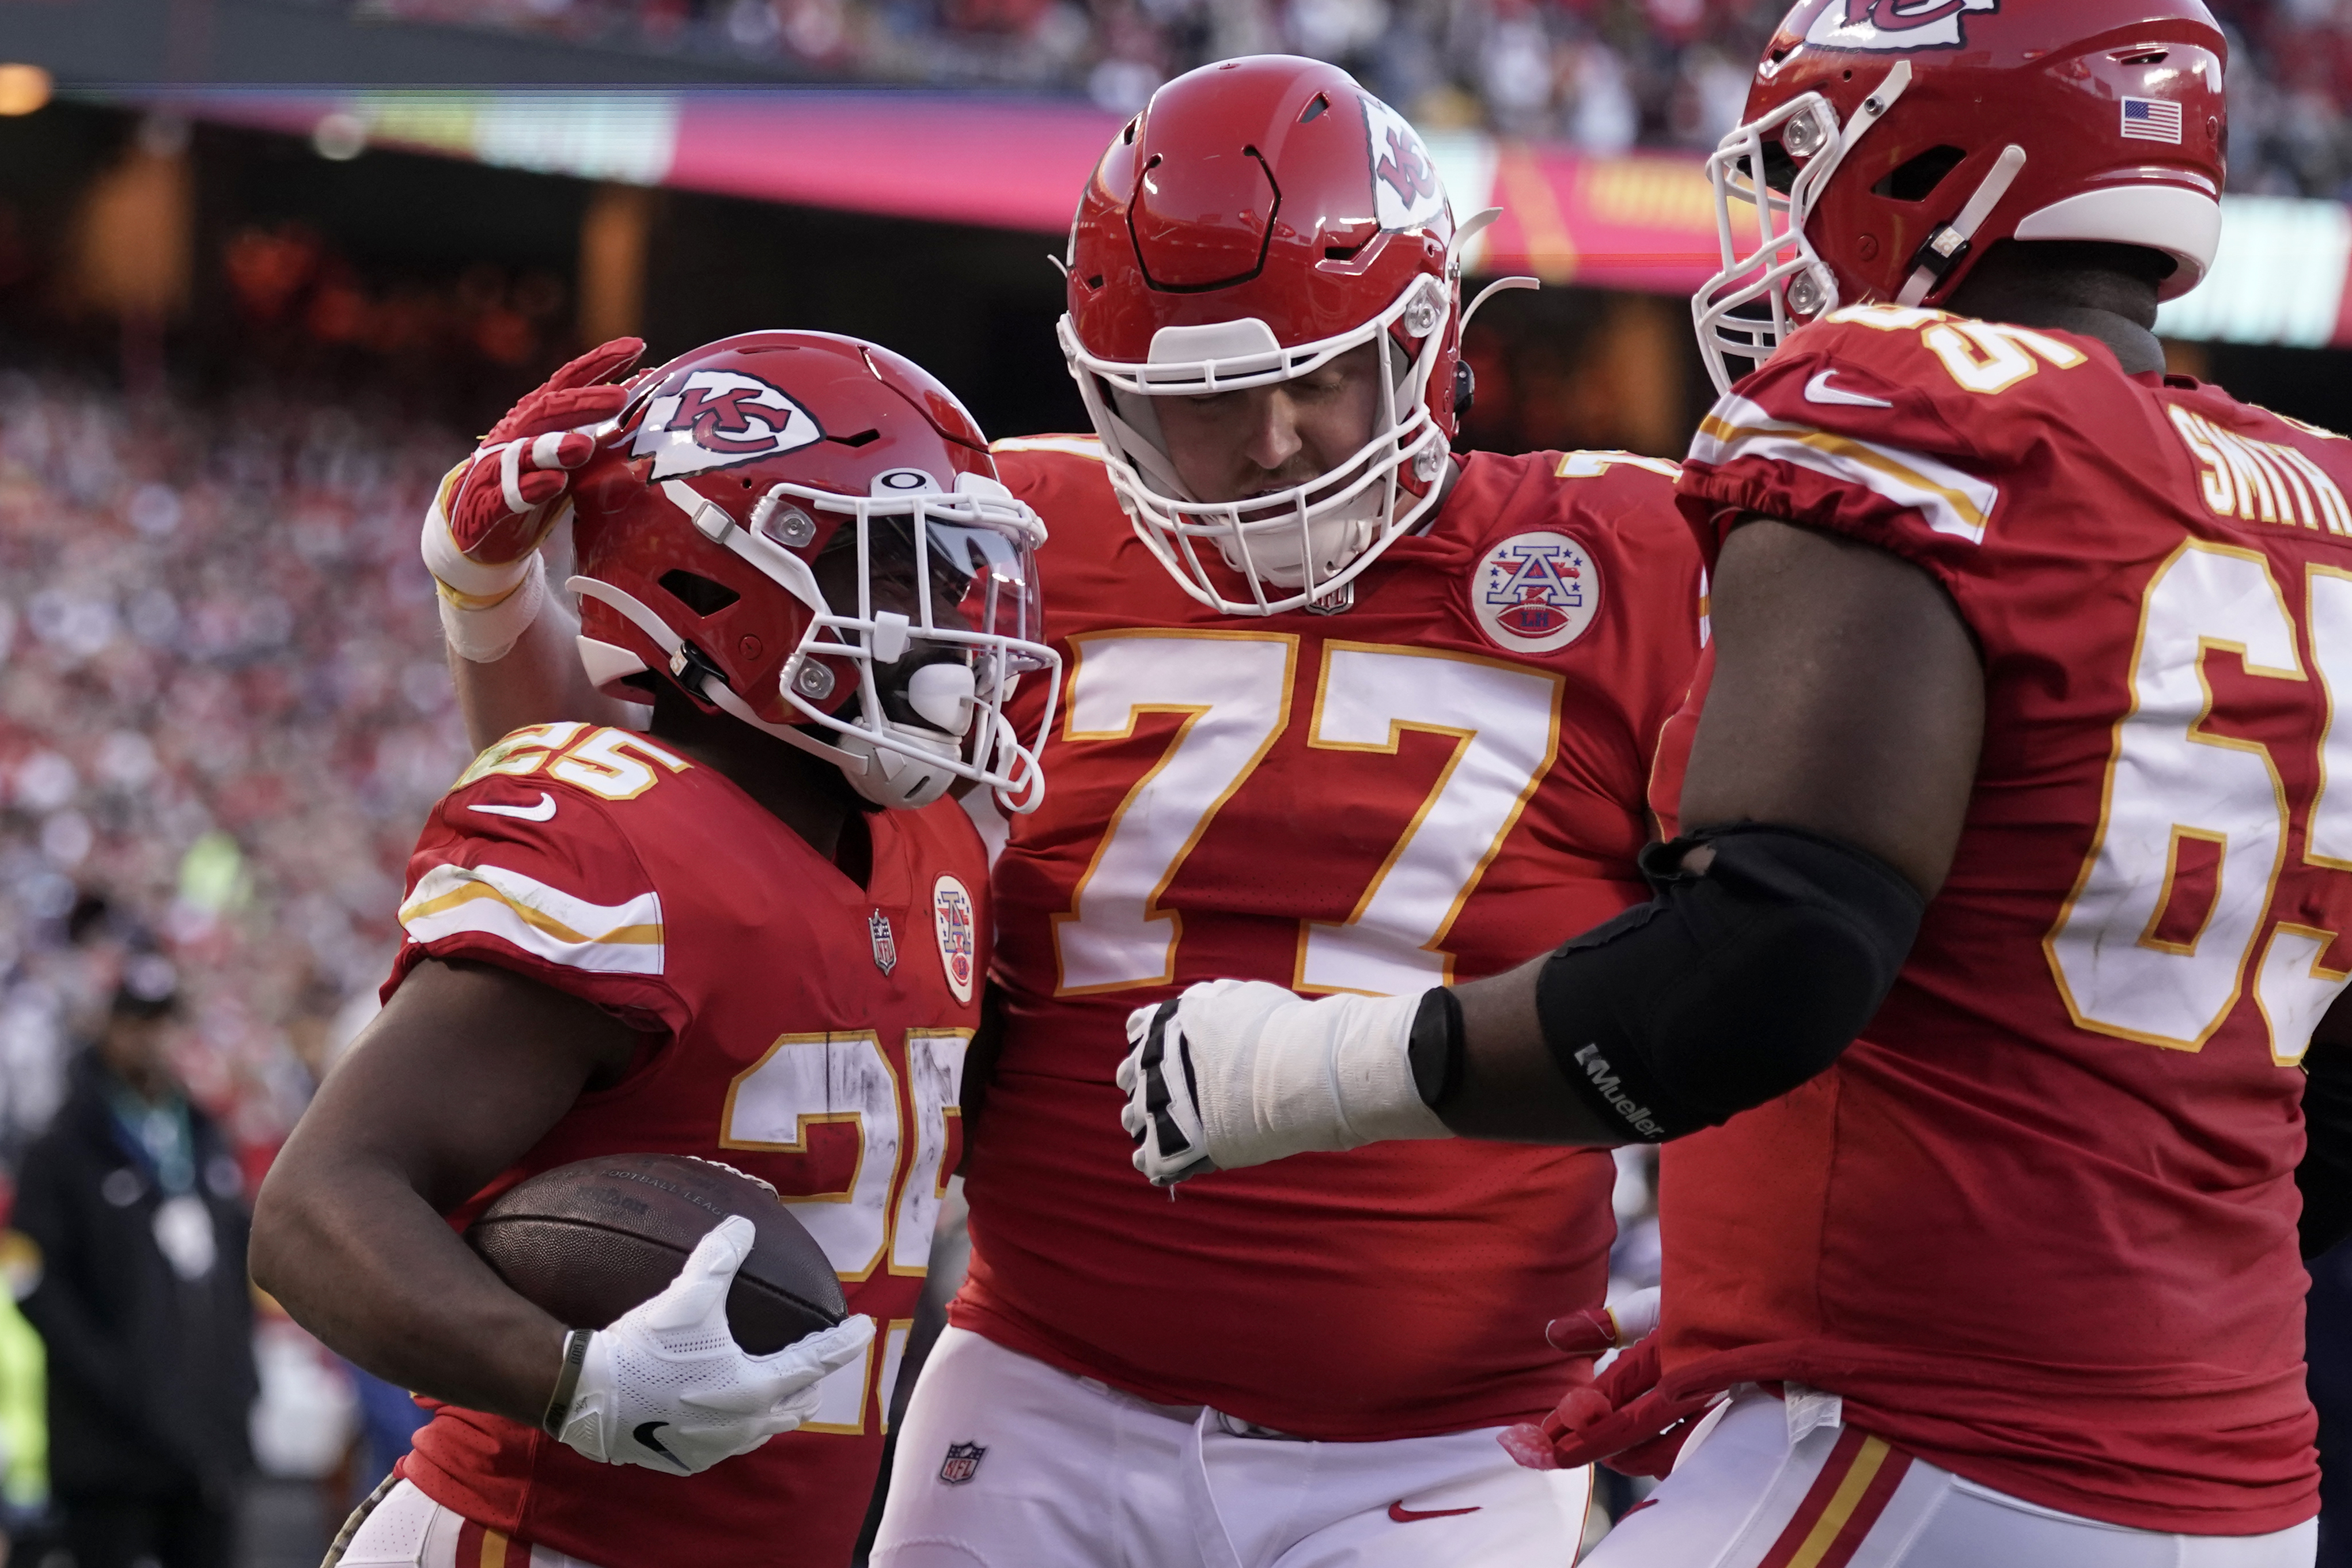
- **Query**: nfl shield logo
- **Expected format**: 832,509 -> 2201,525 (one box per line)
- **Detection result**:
869,910 -> 897,975
940,1441 -> 986,1484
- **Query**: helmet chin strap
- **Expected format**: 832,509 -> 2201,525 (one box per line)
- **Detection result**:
567,574 -> 873,779
1895,143 -> 2029,308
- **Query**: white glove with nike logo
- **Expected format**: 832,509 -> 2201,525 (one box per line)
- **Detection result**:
1116,979 -> 1453,1187
552,1215 -> 873,1474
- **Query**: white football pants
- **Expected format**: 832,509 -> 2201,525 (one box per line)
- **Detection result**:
333,1478 -> 611,1568
1584,1387 -> 2317,1568
870,1325 -> 1592,1568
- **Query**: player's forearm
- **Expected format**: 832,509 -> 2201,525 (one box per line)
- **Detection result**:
1438,959 -> 1625,1143
450,591 -> 633,754
253,1155 -> 564,1427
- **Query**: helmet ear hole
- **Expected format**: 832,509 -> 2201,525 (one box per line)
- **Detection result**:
1873,145 -> 1968,203
659,570 -> 741,616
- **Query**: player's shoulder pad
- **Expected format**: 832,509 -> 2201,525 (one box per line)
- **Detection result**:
1682,305 -> 2114,550
451,721 -> 694,813
1733,305 -> 2109,435
1499,449 -> 1690,545
988,434 -> 1108,494
989,433 -> 1105,462
988,434 -> 1123,540
404,722 -> 685,982
1548,449 -> 1686,495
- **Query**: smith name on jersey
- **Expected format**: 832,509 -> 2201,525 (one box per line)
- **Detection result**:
1653,304 -> 2352,1534
384,721 -> 989,1567
955,437 -> 1705,1440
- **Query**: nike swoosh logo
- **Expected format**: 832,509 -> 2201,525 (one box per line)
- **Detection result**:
633,1420 -> 688,1471
1389,1502 -> 1482,1523
1805,369 -> 1894,408
471,791 -> 557,822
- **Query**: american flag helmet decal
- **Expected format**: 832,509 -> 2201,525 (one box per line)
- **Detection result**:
2121,97 -> 2184,145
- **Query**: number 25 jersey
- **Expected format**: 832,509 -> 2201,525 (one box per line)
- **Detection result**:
955,438 -> 1705,1440
383,722 -> 988,1568
1657,306 -> 2352,1534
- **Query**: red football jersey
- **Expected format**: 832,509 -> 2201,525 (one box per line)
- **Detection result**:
952,437 -> 1705,1439
383,721 -> 989,1567
1654,305 -> 2352,1533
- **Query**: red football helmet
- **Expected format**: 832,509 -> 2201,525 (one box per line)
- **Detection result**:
565,331 -> 1057,812
1696,0 -> 2228,392
1060,55 -> 1523,615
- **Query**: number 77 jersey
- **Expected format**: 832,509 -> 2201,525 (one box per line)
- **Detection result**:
960,438 -> 1705,1440
1657,305 -> 2352,1535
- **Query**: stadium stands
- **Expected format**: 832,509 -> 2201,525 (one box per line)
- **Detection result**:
350,0 -> 2352,198
0,368 -> 466,1171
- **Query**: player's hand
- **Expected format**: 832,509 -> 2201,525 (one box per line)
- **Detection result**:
1542,1285 -> 1661,1358
427,336 -> 644,582
1115,979 -> 1447,1188
1497,1308 -> 1721,1480
555,1215 -> 874,1475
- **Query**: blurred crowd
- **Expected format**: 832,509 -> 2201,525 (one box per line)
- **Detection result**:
350,0 -> 2352,198
0,366 -> 467,1175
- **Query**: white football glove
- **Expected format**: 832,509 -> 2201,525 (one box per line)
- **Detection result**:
554,1215 -> 873,1475
1116,979 -> 1454,1187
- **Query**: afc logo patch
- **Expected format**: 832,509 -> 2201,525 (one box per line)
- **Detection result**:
940,1440 -> 987,1485
1472,531 -> 1601,654
933,873 -> 976,1005
631,368 -> 823,480
869,910 -> 898,975
1801,0 -> 1997,51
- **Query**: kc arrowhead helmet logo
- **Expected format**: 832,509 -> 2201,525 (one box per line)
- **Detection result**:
1362,93 -> 1446,232
632,369 -> 824,479
1804,0 -> 1998,51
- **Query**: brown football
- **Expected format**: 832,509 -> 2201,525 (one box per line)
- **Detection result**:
464,1153 -> 846,1356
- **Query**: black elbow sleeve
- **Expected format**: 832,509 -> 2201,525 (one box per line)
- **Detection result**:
1535,825 -> 1925,1141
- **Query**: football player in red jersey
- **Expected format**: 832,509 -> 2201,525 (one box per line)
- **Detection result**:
1122,4 -> 2345,1563
430,57 -> 1707,1567
251,332 -> 1058,1568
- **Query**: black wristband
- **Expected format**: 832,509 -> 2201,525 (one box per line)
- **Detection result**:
1408,987 -> 1464,1109
542,1328 -> 592,1437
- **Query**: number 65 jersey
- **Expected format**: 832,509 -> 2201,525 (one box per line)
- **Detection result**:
382,722 -> 989,1568
1658,306 -> 2352,1535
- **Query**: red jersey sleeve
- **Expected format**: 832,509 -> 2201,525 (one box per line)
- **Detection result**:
993,434 -> 1115,740
1675,305 -> 2087,615
385,726 -> 691,1038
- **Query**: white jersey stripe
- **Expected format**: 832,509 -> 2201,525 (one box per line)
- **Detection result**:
399,862 -> 665,976
1693,393 -> 2000,545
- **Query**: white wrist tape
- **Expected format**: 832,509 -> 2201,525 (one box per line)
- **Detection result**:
1191,982 -> 1452,1168
421,455 -> 539,603
438,551 -> 547,665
